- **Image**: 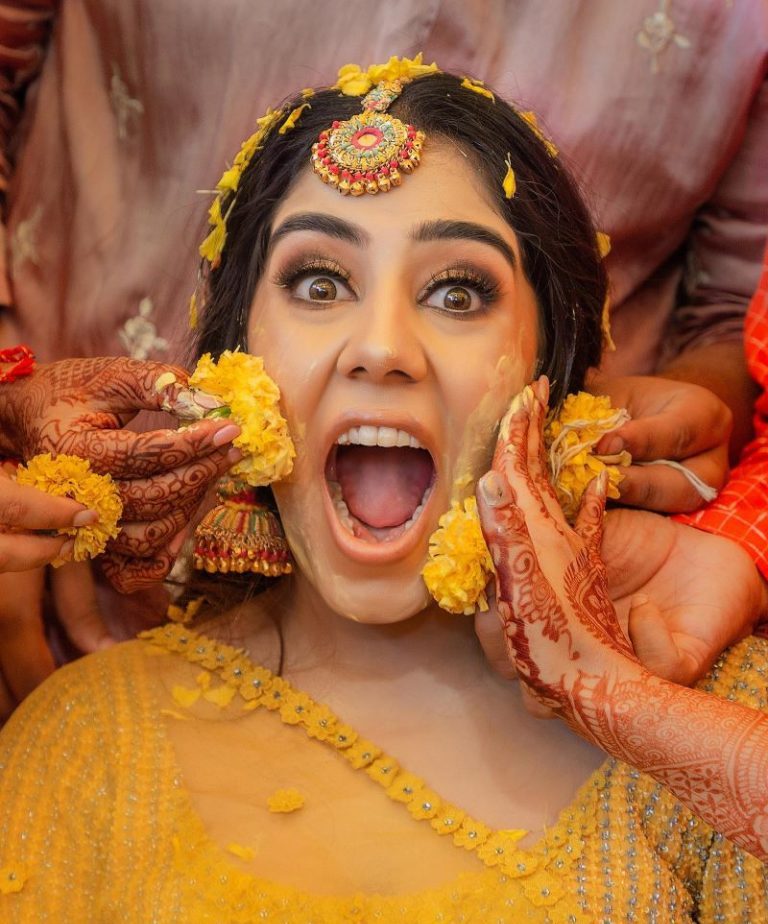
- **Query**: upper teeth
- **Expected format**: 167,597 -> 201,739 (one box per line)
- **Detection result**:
336,426 -> 424,449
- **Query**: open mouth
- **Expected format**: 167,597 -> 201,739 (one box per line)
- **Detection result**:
325,426 -> 436,544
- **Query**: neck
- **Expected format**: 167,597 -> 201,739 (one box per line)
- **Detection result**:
238,570 -> 489,693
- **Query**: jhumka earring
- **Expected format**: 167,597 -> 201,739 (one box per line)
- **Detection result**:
311,79 -> 425,195
193,477 -> 292,577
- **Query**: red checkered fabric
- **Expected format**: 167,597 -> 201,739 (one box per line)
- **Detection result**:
676,240 -> 768,581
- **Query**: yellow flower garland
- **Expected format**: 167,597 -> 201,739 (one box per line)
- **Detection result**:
423,391 -> 631,614
188,350 -> 295,487
15,453 -> 123,564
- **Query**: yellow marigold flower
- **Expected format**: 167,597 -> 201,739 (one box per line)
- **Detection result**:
266,788 -> 305,813
0,864 -> 28,895
502,153 -> 516,199
452,816 -> 491,850
278,103 -> 310,134
545,392 -> 631,522
16,453 -> 122,564
333,54 -> 440,96
422,496 -> 494,615
189,350 -> 295,487
461,76 -> 495,101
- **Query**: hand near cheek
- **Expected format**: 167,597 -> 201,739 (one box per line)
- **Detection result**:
589,373 -> 731,514
475,377 -> 638,732
0,357 -> 242,591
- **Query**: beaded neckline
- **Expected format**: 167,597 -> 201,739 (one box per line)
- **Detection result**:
141,623 -> 602,886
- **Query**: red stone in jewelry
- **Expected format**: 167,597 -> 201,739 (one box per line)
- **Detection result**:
311,108 -> 425,196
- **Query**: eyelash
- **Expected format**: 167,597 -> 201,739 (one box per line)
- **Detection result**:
272,257 -> 501,315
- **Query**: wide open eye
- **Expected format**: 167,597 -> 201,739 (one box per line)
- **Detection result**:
423,283 -> 479,314
420,265 -> 500,318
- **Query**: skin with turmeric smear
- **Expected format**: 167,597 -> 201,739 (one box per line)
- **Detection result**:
247,142 -> 539,626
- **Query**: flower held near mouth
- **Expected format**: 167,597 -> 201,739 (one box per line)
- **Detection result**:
15,453 -> 122,564
189,350 -> 295,487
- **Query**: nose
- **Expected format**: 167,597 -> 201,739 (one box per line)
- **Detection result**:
336,284 -> 429,384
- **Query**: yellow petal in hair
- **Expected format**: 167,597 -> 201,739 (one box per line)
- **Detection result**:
278,103 -> 310,135
545,392 -> 631,521
502,154 -> 516,199
333,63 -> 374,97
189,350 -> 295,487
422,496 -> 494,616
601,292 -> 616,352
334,54 -> 440,96
461,76 -> 495,101
15,453 -> 122,564
519,110 -> 558,158
596,231 -> 612,258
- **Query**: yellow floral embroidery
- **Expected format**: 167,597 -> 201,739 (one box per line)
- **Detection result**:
406,787 -> 442,820
278,690 -> 313,725
502,154 -> 516,199
15,453 -> 122,564
333,53 -> 440,96
429,803 -> 465,835
386,771 -> 424,804
545,392 -> 631,521
344,738 -> 382,769
279,103 -> 310,134
453,816 -> 491,849
226,843 -> 255,862
189,350 -> 295,487
477,829 -> 527,868
303,702 -> 338,740
365,756 -> 401,787
267,788 -> 305,813
422,496 -> 494,615
461,76 -> 495,101
0,864 -> 28,895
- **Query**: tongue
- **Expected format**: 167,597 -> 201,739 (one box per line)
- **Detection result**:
335,446 -> 433,529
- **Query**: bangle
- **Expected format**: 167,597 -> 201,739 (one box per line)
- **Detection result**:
0,346 -> 35,384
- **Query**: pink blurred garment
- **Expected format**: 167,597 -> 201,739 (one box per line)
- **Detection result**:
0,0 -> 766,374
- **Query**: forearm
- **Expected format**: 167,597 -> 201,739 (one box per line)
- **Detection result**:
573,663 -> 768,860
659,341 -> 757,463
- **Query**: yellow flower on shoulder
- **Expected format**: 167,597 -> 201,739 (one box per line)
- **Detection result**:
452,816 -> 491,850
189,350 -> 295,487
15,453 -> 122,564
545,392 -> 631,521
344,738 -> 382,769
267,788 -> 305,813
278,690 -> 313,725
365,756 -> 401,787
0,864 -> 28,895
429,803 -> 465,835
461,76 -> 495,101
477,829 -> 528,868
422,496 -> 494,615
386,770 -> 424,805
304,702 -> 338,740
238,666 -> 274,702
406,787 -> 442,820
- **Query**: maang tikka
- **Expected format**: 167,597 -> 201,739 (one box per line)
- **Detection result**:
311,79 -> 425,196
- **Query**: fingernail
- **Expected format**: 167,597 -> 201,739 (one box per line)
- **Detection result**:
478,471 -> 512,507
72,509 -> 99,528
535,375 -> 550,406
601,435 -> 624,455
211,423 -> 241,447
59,538 -> 75,561
227,448 -> 244,465
596,468 -> 608,497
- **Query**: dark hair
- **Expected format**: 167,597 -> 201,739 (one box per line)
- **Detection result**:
194,72 -> 606,403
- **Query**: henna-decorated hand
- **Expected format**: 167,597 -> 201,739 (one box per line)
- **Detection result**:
0,357 -> 241,591
588,372 -> 731,513
475,376 -> 638,729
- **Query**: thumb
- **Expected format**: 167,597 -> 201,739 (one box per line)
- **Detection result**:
627,593 -> 682,681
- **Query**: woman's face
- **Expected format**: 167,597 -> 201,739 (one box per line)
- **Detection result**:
248,142 -> 539,622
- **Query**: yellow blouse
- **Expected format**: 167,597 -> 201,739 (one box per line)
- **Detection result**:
0,624 -> 766,923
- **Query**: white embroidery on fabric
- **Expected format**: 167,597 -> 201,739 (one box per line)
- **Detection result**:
118,297 -> 169,359
10,205 -> 43,271
110,63 -> 145,140
636,0 -> 691,74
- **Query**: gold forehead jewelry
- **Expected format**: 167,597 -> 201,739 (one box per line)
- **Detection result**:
311,80 -> 425,196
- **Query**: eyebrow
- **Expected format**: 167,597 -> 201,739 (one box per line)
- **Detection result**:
270,213 -> 517,270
